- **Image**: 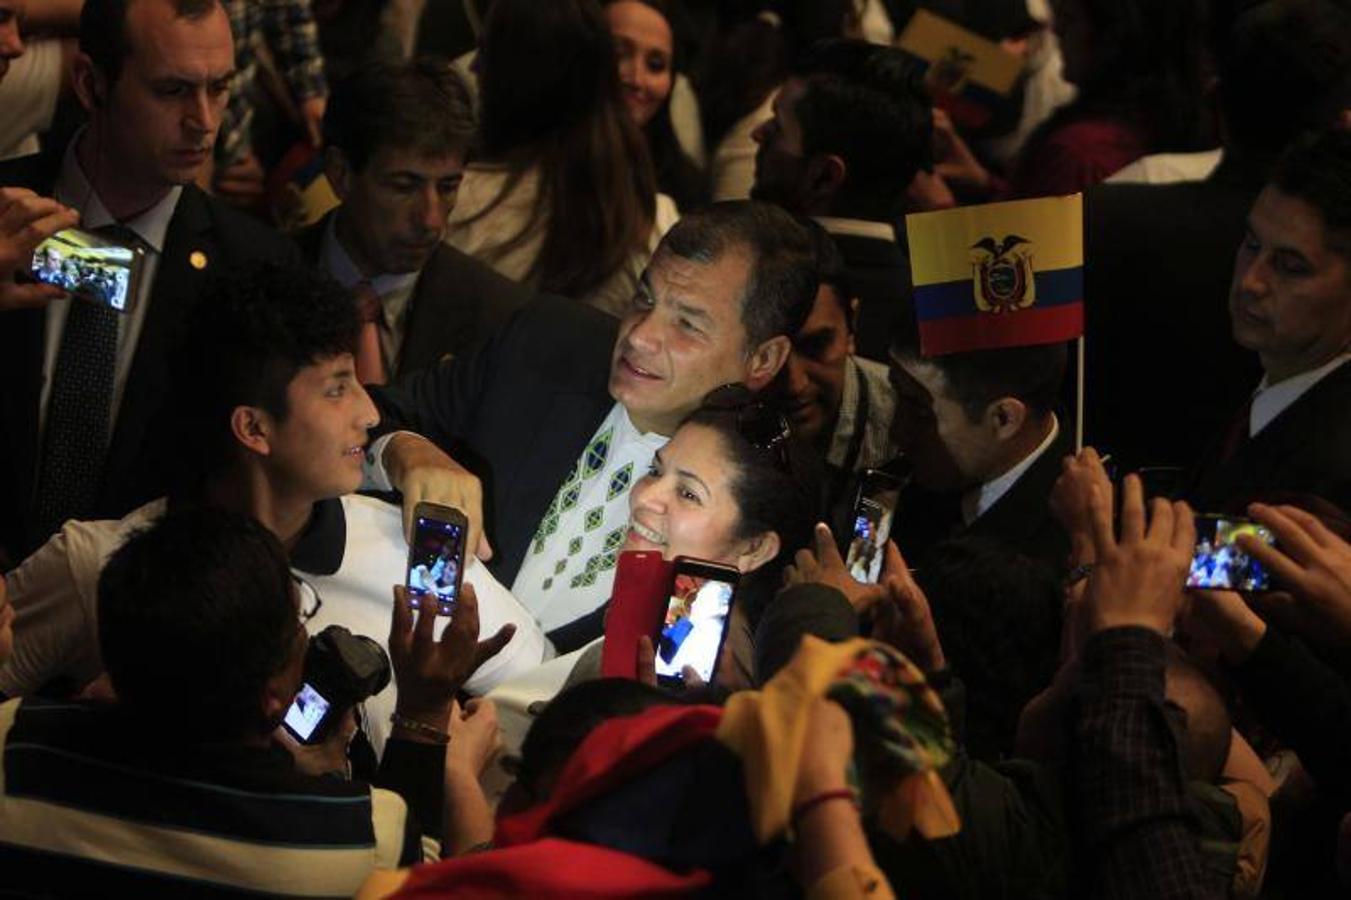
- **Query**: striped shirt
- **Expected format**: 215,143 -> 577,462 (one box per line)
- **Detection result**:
0,697 -> 424,898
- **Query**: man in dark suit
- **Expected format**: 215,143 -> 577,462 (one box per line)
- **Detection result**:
364,202 -> 818,645
0,0 -> 297,561
299,58 -> 531,381
887,333 -> 1072,574
1191,129 -> 1351,517
1083,0 -> 1351,472
749,38 -> 930,362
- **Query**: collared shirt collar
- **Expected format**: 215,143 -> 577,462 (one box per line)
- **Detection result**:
827,356 -> 865,469
961,414 -> 1060,527
1249,353 -> 1351,438
54,131 -> 181,253
814,215 -> 897,244
290,497 -> 348,576
320,211 -> 421,298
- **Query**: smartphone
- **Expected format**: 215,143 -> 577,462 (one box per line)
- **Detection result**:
654,557 -> 738,688
600,551 -> 676,679
1187,515 -> 1277,592
28,227 -> 145,313
282,681 -> 335,744
405,502 -> 469,615
844,469 -> 904,584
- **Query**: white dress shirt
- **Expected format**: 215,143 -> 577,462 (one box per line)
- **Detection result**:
318,214 -> 419,373
961,415 -> 1061,527
1249,354 -> 1351,438
43,136 -> 182,435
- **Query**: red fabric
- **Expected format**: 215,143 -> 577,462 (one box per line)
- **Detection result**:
495,704 -> 723,846
1011,115 -> 1147,199
918,302 -> 1084,355
391,838 -> 712,899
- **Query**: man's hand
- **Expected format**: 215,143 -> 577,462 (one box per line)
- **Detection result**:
0,187 -> 79,311
446,698 -> 502,778
1084,474 -> 1195,635
387,432 -> 493,561
1051,446 -> 1113,566
871,542 -> 946,673
1178,589 -> 1267,664
388,583 -> 515,727
299,94 -> 328,147
783,523 -> 887,613
277,708 -> 358,778
1239,502 -> 1351,648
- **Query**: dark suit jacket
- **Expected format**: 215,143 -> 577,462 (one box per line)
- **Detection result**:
0,147 -> 298,560
295,212 -> 533,377
1190,359 -> 1351,517
826,227 -> 916,364
368,294 -> 619,588
892,424 -> 1074,575
1083,157 -> 1266,471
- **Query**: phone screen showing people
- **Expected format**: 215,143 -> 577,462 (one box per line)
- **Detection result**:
283,682 -> 331,744
1187,516 -> 1276,591
406,515 -> 465,615
844,472 -> 902,584
30,228 -> 140,312
655,571 -> 734,685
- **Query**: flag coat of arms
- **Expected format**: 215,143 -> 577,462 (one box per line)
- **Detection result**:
897,10 -> 1023,130
904,194 -> 1084,356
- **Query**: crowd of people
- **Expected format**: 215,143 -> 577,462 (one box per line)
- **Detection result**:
1,0 -> 1350,897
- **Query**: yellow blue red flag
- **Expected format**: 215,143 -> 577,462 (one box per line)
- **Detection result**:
904,195 -> 1084,356
897,10 -> 1023,130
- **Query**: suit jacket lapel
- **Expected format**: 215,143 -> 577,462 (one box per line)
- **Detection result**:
397,247 -> 469,378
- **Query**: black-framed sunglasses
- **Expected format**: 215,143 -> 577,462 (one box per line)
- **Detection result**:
294,575 -> 324,625
702,383 -> 792,469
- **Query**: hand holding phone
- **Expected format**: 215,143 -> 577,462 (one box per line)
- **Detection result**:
844,470 -> 904,584
654,557 -> 739,688
28,226 -> 144,313
405,502 -> 469,615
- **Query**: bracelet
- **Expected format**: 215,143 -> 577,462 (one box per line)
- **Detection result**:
390,712 -> 450,745
791,788 -> 858,823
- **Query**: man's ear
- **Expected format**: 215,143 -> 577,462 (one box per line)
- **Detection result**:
260,669 -> 296,729
744,335 -> 792,390
986,396 -> 1029,442
735,530 -> 781,574
324,147 -> 353,202
71,53 -> 106,114
804,154 -> 848,209
230,405 -> 274,458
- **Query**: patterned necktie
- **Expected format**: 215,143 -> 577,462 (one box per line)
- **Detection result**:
353,281 -> 387,385
30,224 -> 138,542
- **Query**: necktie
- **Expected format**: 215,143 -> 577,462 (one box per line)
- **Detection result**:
353,281 -> 387,385
30,224 -> 138,543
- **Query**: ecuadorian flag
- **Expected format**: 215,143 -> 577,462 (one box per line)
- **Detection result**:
897,10 -> 1023,130
904,194 -> 1084,356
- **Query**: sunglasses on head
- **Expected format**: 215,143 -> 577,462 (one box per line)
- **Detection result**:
702,384 -> 792,469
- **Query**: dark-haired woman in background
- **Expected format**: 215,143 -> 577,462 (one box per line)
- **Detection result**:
445,0 -> 665,317
603,0 -> 707,213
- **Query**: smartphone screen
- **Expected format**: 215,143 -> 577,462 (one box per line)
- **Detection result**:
654,568 -> 735,685
30,228 -> 139,312
283,682 -> 331,743
1187,516 -> 1276,592
406,512 -> 466,615
844,471 -> 903,584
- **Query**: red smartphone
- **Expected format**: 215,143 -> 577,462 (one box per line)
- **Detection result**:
600,550 -> 675,679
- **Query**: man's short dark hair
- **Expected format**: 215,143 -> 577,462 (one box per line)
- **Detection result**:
893,329 -> 1069,423
323,58 -> 477,172
80,0 -> 220,86
1270,128 -> 1351,254
659,200 -> 818,349
98,507 -> 299,742
789,39 -> 933,217
169,261 -> 362,495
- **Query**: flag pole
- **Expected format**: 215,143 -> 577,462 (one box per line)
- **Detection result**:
1074,335 -> 1085,453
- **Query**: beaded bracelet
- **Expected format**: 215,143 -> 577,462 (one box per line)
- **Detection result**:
791,788 -> 858,824
390,713 -> 450,745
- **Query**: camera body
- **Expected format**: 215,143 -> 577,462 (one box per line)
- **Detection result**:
282,625 -> 391,745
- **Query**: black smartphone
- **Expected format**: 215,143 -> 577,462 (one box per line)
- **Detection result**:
654,557 -> 739,688
405,501 -> 469,615
844,469 -> 904,584
282,681 -> 336,745
1186,514 -> 1277,592
28,227 -> 145,313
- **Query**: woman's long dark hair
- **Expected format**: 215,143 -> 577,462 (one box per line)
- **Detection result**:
471,0 -> 657,298
1032,0 -> 1212,154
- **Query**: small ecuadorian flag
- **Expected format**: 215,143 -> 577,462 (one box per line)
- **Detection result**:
904,194 -> 1084,356
897,9 -> 1023,130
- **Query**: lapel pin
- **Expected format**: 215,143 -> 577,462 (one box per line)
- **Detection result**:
189,251 -> 208,270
